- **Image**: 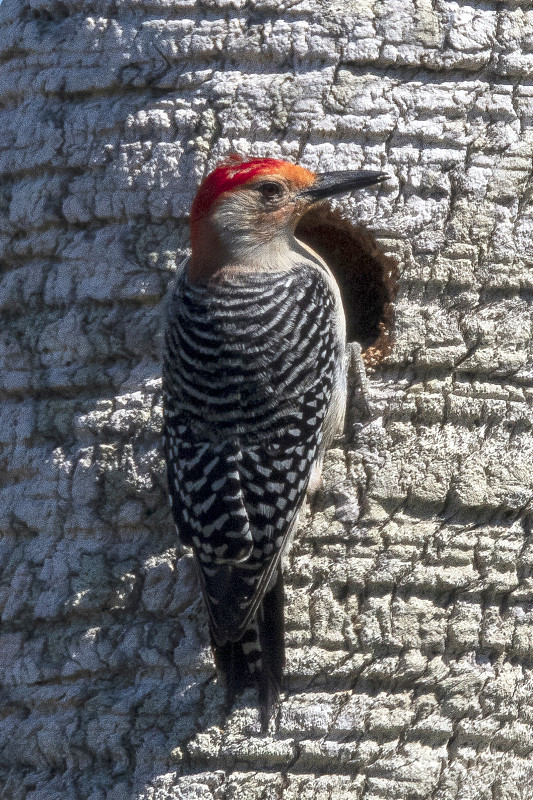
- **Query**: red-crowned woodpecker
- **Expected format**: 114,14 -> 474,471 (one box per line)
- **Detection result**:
163,156 -> 386,725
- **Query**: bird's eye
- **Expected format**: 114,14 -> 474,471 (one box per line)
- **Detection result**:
259,181 -> 283,201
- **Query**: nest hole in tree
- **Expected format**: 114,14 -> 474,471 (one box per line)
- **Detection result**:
295,204 -> 398,367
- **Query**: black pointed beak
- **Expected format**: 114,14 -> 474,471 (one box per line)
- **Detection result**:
301,170 -> 387,202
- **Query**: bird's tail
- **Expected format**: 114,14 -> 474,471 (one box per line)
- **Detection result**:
211,568 -> 285,730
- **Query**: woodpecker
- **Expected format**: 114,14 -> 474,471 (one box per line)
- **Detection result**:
163,155 -> 386,725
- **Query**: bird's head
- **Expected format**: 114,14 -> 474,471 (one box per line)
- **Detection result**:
189,155 -> 386,281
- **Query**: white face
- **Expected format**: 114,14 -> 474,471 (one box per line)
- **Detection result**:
209,176 -> 309,260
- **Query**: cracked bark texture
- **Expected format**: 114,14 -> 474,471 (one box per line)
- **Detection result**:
1,0 -> 533,798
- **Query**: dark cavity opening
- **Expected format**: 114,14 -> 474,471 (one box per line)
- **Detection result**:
295,204 -> 398,367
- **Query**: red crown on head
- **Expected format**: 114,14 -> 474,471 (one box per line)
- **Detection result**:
191,155 -> 315,225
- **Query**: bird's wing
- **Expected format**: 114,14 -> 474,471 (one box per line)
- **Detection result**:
163,263 -> 342,641
164,418 -> 321,644
165,432 -> 253,563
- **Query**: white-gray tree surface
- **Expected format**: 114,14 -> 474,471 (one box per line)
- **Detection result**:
1,1 -> 532,798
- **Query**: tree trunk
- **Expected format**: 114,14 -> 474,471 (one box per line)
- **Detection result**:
1,1 -> 532,798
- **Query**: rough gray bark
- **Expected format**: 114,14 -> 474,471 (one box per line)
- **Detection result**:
1,1 -> 533,798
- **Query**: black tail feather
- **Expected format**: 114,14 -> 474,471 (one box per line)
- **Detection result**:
257,567 -> 285,729
210,568 -> 285,730
211,636 -> 253,710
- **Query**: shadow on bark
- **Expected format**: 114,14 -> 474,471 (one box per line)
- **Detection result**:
295,205 -> 398,367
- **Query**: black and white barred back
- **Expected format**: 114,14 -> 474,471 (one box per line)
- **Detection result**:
163,259 -> 343,721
